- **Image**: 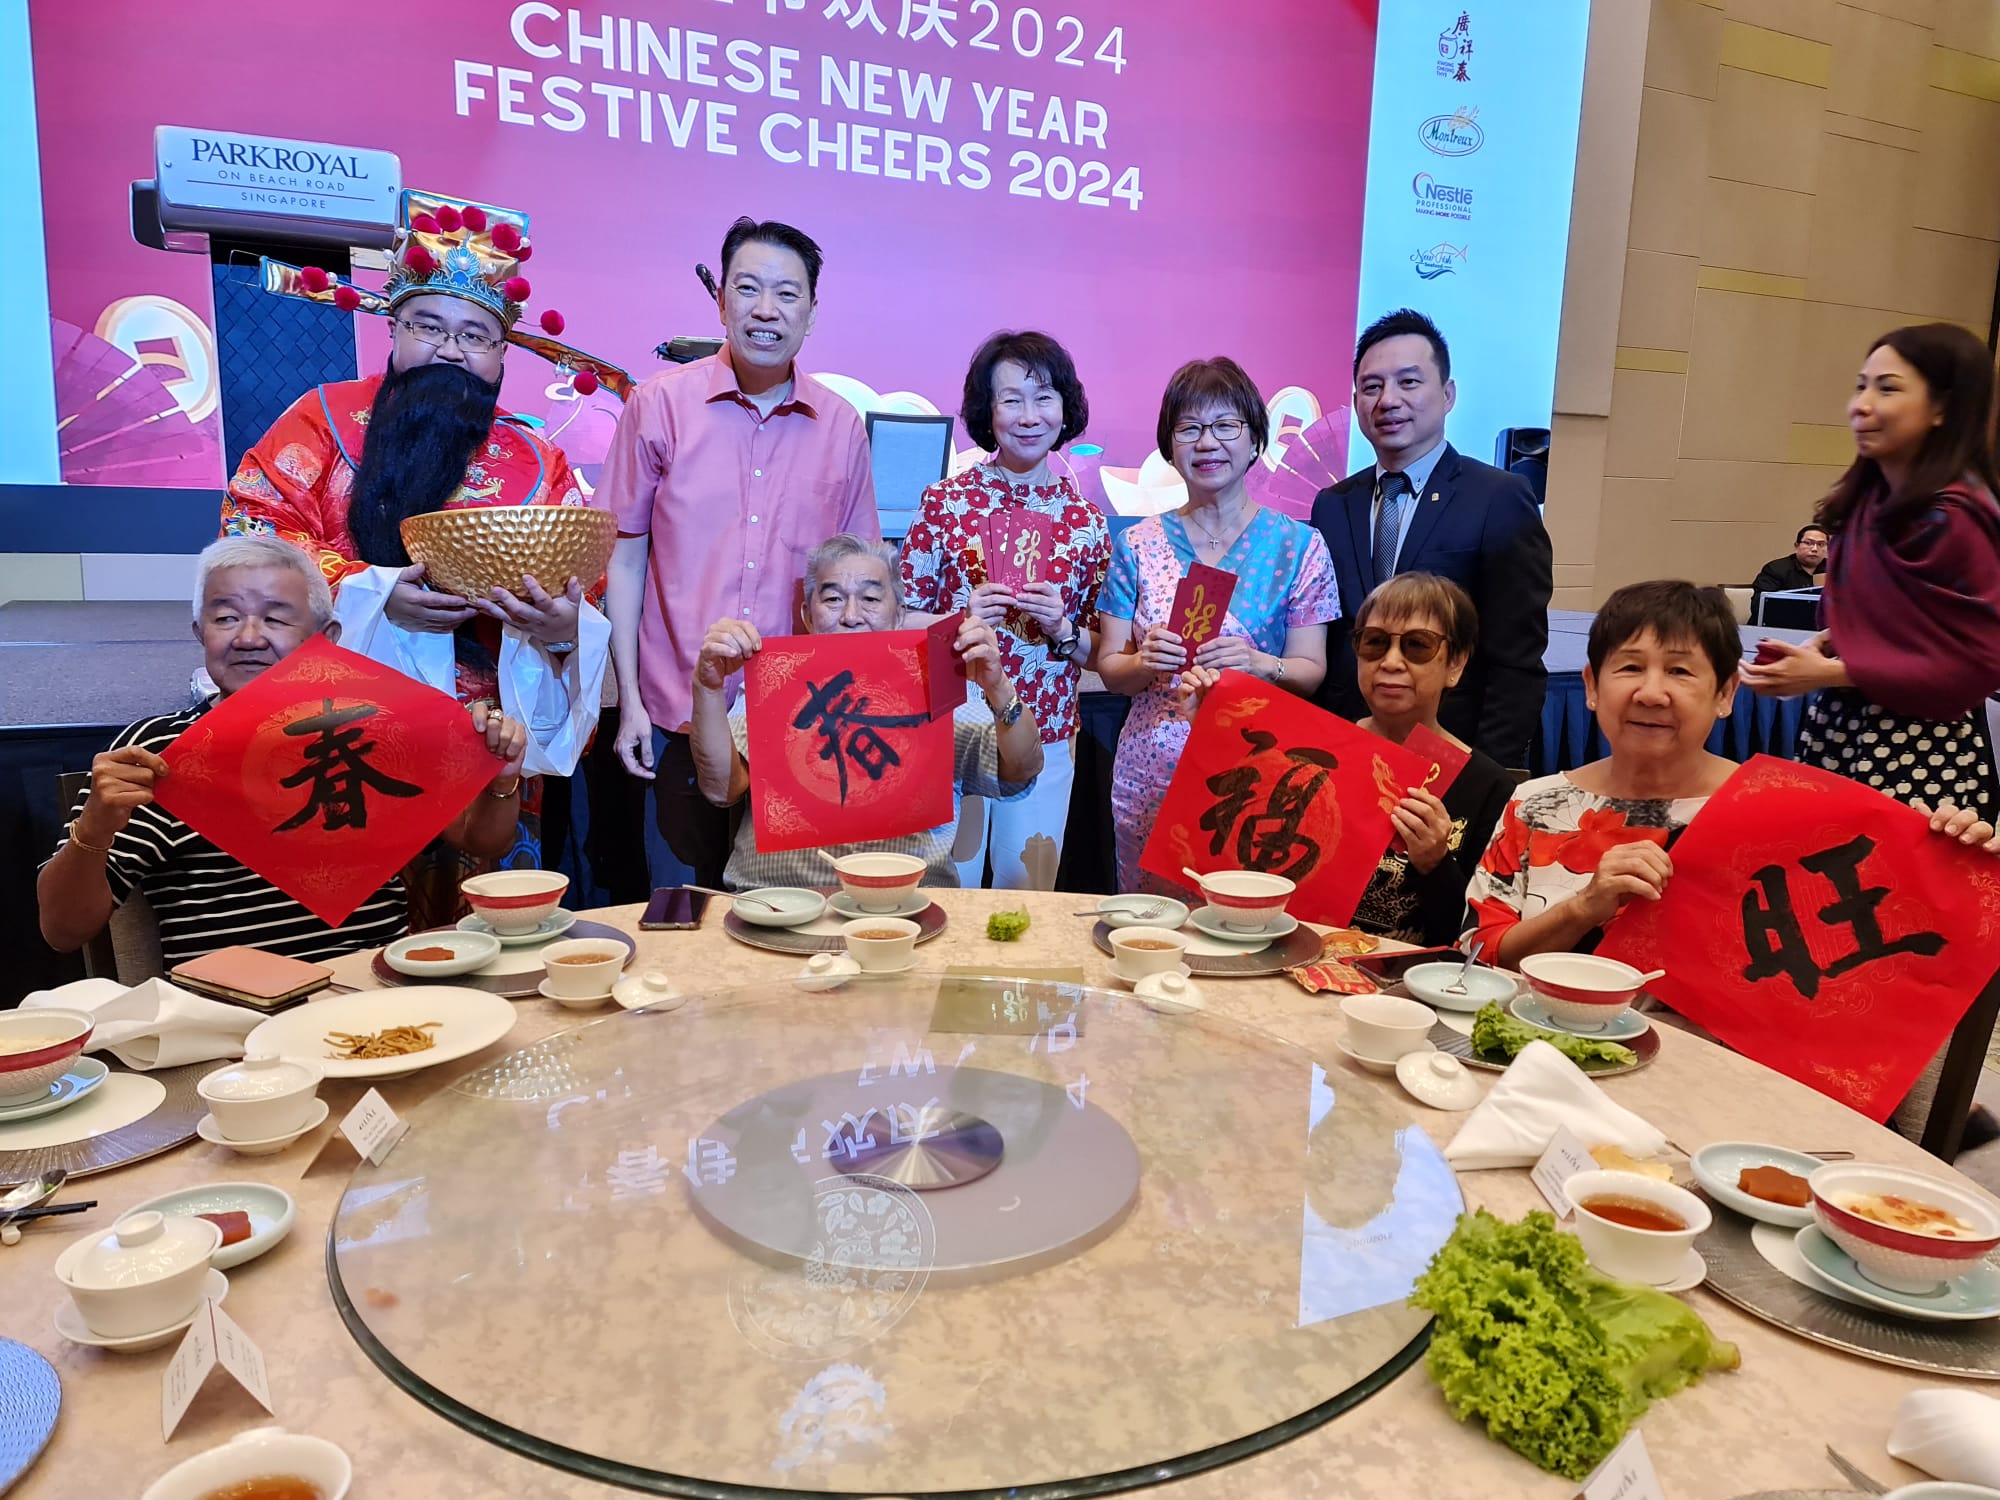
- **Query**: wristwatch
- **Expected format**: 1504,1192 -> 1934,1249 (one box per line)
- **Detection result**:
1048,621 -> 1080,662
541,640 -> 577,656
991,695 -> 1025,728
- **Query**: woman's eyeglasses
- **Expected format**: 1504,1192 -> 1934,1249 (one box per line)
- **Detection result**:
1353,627 -> 1447,664
394,317 -> 504,355
1171,417 -> 1247,445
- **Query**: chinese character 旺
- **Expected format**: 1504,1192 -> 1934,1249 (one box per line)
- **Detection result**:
684,1136 -> 740,1187
793,669 -> 929,803
1740,833 -> 1947,999
825,0 -> 887,31
900,0 -> 957,44
274,698 -> 422,832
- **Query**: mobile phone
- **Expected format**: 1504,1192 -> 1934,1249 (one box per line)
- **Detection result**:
640,886 -> 711,930
1349,947 -> 1461,986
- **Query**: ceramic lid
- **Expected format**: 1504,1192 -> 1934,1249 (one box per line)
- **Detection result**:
1135,971 -> 1204,1013
1396,1050 -> 1483,1110
62,1211 -> 221,1290
199,1054 -> 322,1102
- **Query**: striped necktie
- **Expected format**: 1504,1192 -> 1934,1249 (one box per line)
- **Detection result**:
1373,470 -> 1413,578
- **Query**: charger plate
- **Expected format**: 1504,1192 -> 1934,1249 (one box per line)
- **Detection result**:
0,1061 -> 208,1187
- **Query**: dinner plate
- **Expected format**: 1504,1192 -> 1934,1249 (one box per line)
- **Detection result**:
828,891 -> 930,920
0,1058 -> 110,1122
1186,906 -> 1299,945
0,1072 -> 167,1150
456,909 -> 578,946
1336,1037 -> 1431,1077
245,986 -> 517,1079
1091,919 -> 1320,979
53,1269 -> 228,1352
123,1181 -> 296,1270
1508,994 -> 1651,1043
1691,1141 -> 1822,1230
1792,1224 -> 2000,1323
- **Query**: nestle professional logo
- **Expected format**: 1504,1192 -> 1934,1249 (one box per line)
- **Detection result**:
1411,243 -> 1468,280
1412,171 -> 1473,222
1419,107 -> 1484,157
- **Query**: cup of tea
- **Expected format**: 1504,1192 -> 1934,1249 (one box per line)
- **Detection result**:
1108,926 -> 1190,982
841,917 -> 921,972
541,939 -> 624,999
1563,1169 -> 1711,1285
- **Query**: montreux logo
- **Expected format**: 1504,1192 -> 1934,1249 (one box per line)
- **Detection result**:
1419,107 -> 1484,157
190,137 -> 371,178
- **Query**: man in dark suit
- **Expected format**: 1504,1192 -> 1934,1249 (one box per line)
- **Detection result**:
1749,523 -> 1827,620
1311,309 -> 1553,766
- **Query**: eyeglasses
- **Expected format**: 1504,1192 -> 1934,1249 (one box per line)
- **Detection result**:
1354,627 -> 1448,664
394,318 -> 504,355
1171,417 -> 1247,445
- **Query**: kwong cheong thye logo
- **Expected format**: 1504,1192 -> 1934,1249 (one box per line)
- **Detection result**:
1419,107 -> 1484,157
1437,8 -> 1474,82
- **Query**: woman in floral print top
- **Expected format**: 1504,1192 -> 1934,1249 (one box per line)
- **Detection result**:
898,332 -> 1110,889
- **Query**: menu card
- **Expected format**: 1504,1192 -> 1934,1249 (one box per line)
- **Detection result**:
163,1299 -> 273,1439
1530,1124 -> 1595,1216
1575,1428 -> 1668,1500
339,1087 -> 409,1165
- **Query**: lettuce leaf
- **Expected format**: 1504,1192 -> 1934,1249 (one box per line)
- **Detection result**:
1471,1001 -> 1636,1067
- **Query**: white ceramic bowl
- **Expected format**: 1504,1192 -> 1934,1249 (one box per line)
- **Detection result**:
0,1007 -> 95,1104
1403,961 -> 1516,1013
1340,993 -> 1437,1062
384,930 -> 501,977
1517,952 -> 1647,1029
1564,1169 -> 1711,1285
55,1211 -> 222,1338
196,1055 -> 324,1142
732,887 -> 828,927
831,852 -> 926,913
1883,1486 -> 2000,1499
1107,925 -> 1192,979
1809,1162 -> 2000,1294
1190,870 -> 1295,931
140,1426 -> 352,1500
541,937 -> 625,999
459,869 -> 569,935
841,916 -> 921,972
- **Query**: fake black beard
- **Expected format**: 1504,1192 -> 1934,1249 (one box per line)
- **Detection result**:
347,359 -> 502,567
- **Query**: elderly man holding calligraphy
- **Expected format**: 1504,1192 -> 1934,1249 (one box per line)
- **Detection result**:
689,536 -> 1042,892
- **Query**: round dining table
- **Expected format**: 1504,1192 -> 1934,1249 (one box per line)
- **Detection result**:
6,888 -> 1987,1498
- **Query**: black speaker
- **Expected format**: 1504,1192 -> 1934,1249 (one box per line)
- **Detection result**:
1494,426 -> 1550,506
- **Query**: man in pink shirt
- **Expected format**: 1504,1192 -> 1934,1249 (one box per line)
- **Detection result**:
600,217 -> 879,885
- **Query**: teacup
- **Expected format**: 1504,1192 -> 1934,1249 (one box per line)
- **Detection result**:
841,917 -> 921,972
196,1055 -> 324,1142
1564,1169 -> 1710,1285
1339,993 -> 1437,1062
541,939 -> 624,999
1108,926 -> 1190,981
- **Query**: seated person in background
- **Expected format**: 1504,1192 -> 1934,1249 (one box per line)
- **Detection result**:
1462,579 -> 1994,967
1182,573 -> 1511,948
1749,524 -> 1827,618
689,535 -> 1042,891
37,536 -> 527,969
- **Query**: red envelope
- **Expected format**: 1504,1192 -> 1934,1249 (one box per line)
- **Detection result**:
1600,756 -> 2000,1122
1139,670 -> 1431,925
744,631 -> 955,852
983,510 -> 1056,590
1403,722 -> 1473,797
152,638 -> 501,926
924,611 -> 970,719
1169,564 -> 1237,668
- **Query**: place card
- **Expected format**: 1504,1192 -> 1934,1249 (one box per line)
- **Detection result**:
1575,1428 -> 1667,1500
162,1299 -> 273,1440
339,1087 -> 409,1165
1531,1124 -> 1596,1216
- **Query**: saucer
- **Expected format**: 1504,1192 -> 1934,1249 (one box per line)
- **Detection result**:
538,978 -> 615,1009
0,1057 -> 110,1121
124,1182 -> 296,1271
1509,994 -> 1651,1043
829,891 -> 929,919
1111,961 -> 1192,989
1337,1037 -> 1433,1076
1793,1224 -> 2000,1322
196,1097 -> 330,1156
1096,895 -> 1192,930
457,909 -> 577,946
1587,1247 -> 1705,1294
849,955 -> 921,977
54,1268 -> 229,1352
1187,906 -> 1298,945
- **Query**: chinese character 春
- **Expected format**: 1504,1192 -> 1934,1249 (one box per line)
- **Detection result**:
900,0 -> 957,44
684,1136 -> 740,1187
1197,728 -> 1337,880
793,670 -> 928,803
1740,834 -> 1947,999
274,698 -> 422,832
825,0 -> 887,31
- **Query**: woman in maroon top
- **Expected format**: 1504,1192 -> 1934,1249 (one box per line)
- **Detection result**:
1744,322 -> 2000,843
898,331 -> 1110,889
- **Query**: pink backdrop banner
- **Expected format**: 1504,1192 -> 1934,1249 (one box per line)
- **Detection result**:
29,0 -> 1376,494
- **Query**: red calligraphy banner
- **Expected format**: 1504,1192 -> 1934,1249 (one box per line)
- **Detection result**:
744,631 -> 955,853
1138,669 -> 1431,925
1600,756 -> 2000,1121
152,638 -> 503,925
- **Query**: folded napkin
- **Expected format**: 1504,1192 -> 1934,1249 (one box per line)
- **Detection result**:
1443,1039 -> 1668,1170
1889,1389 -> 2000,1488
23,977 -> 257,1070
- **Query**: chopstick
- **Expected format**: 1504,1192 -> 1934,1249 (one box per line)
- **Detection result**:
6,1200 -> 96,1223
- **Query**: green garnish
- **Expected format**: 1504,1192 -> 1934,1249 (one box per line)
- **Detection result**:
1471,1001 -> 1636,1067
986,908 -> 1031,941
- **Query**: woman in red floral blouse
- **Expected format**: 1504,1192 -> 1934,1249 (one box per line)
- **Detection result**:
898,331 -> 1110,889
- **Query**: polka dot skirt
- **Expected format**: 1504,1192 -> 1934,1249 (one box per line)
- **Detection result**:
1799,688 -> 2000,824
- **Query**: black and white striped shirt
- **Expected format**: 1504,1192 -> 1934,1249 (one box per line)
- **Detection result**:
50,707 -> 408,968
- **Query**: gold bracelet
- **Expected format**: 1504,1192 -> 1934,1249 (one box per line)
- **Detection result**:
487,779 -> 521,801
66,821 -> 115,855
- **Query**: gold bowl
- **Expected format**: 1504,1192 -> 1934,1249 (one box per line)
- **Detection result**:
400,506 -> 617,599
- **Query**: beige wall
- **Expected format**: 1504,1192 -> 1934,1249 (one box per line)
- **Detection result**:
1550,0 -> 2000,609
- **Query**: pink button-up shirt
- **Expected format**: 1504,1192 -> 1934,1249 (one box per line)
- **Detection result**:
601,350 -> 878,731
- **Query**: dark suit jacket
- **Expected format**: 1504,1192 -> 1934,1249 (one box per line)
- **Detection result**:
1750,556 -> 1817,619
1309,443 -> 1553,766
